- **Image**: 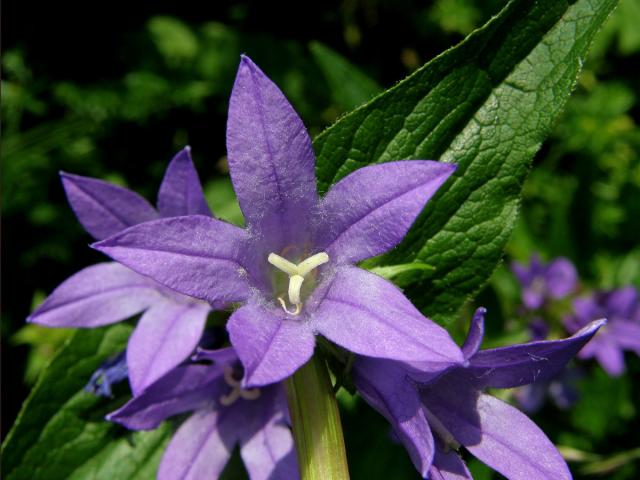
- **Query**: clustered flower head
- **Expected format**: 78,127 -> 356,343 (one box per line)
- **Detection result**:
29,56 -> 608,480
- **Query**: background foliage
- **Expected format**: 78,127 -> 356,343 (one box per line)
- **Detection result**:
2,0 -> 639,478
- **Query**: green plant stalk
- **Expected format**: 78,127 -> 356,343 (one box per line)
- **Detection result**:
285,354 -> 350,480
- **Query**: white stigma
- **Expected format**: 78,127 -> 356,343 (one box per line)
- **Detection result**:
219,366 -> 261,406
268,251 -> 329,315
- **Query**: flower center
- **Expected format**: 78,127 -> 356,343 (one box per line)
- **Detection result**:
219,366 -> 261,406
267,251 -> 329,315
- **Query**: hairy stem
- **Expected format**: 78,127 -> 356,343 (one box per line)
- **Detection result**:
285,354 -> 350,479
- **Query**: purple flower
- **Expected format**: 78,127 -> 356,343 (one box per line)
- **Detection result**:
512,254 -> 578,310
108,348 -> 297,480
92,55 -> 463,387
85,351 -> 128,397
28,149 -> 213,394
564,286 -> 640,376
353,308 -> 605,479
514,367 -> 581,413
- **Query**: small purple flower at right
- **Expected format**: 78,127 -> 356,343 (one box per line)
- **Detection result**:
353,308 -> 605,480
512,254 -> 578,310
564,286 -> 640,376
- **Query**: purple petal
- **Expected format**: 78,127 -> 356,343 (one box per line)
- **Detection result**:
193,346 -> 238,365
428,443 -> 472,480
463,394 -> 570,480
461,307 -> 486,360
606,286 -> 639,317
61,172 -> 159,240
158,409 -> 232,480
227,303 -> 315,387
127,300 -> 210,395
227,55 -> 317,249
545,257 -> 578,299
353,357 -> 434,476
240,416 -> 299,480
465,319 -> 605,388
157,147 -> 212,218
107,364 -> 224,430
610,321 -> 640,355
594,339 -> 625,376
93,215 -> 252,305
27,262 -> 159,327
315,161 -> 456,264
511,261 -> 532,286
423,383 -> 570,480
311,267 -> 463,366
522,288 -> 545,310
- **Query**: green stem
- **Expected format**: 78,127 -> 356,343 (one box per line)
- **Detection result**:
285,354 -> 350,480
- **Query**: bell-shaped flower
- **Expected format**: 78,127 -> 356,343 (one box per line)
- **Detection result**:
564,286 -> 640,376
28,149 -> 213,394
93,55 -> 463,387
353,308 -> 605,479
107,348 -> 298,480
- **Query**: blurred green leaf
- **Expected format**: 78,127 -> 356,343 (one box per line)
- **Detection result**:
309,42 -> 381,111
148,16 -> 199,66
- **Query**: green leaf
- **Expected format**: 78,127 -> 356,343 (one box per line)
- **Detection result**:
313,0 -> 617,324
309,42 -> 381,111
1,325 -> 171,480
367,262 -> 435,284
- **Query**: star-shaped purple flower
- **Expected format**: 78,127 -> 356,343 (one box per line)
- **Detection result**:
92,55 -> 463,387
353,308 -> 605,479
108,348 -> 298,480
512,254 -> 578,310
564,286 -> 640,376
28,149 -> 214,394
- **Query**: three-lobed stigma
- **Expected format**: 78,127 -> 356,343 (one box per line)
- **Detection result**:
219,366 -> 261,406
268,252 -> 329,315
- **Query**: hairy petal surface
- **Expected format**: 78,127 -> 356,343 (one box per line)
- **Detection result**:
127,300 -> 210,394
107,364 -> 224,430
28,263 -> 159,328
93,215 -> 252,305
158,409 -> 232,480
61,172 -> 159,240
315,161 -> 456,264
227,55 -> 317,248
463,319 -> 605,388
353,357 -> 434,476
311,267 -> 463,365
228,303 -> 315,387
157,147 -> 212,217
